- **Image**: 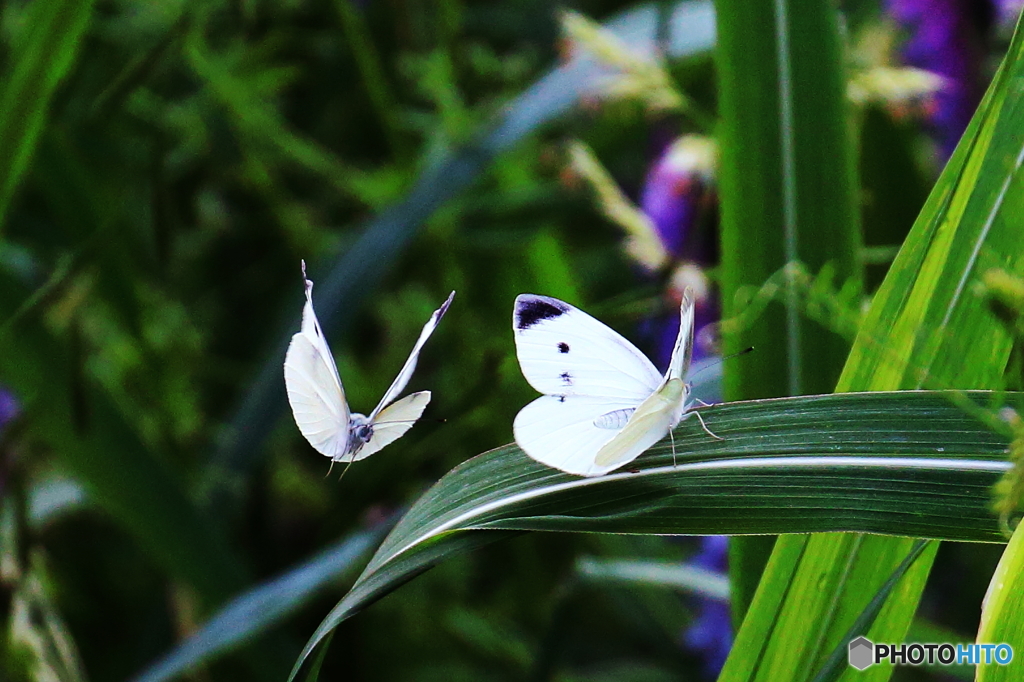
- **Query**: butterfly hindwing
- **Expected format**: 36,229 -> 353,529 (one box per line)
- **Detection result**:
513,394 -> 648,477
512,294 -> 663,402
593,378 -> 687,469
355,391 -> 432,461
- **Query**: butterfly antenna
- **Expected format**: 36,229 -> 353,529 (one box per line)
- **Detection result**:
695,411 -> 724,440
688,346 -> 756,382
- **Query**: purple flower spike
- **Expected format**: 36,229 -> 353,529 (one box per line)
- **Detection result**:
639,136 -> 716,261
0,387 -> 18,432
683,535 -> 732,679
885,0 -> 987,158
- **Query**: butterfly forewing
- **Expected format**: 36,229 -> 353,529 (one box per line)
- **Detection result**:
512,294 -> 662,402
284,333 -> 350,458
371,291 -> 454,418
665,288 -> 696,383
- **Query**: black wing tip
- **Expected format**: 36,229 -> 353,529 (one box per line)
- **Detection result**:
514,294 -> 571,330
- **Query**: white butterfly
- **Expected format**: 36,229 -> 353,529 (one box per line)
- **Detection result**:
512,288 -> 718,477
284,261 -> 454,467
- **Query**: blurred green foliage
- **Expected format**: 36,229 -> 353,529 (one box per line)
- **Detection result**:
0,0 -> 1014,680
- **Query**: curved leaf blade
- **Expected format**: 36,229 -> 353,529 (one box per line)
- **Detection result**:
130,521 -> 390,682
288,390 -> 1012,678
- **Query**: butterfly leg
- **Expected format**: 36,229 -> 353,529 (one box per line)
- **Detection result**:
695,411 -> 724,440
694,398 -> 714,408
669,427 -> 677,468
337,457 -> 357,482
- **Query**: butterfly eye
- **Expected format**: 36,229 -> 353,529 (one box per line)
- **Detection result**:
353,423 -> 374,443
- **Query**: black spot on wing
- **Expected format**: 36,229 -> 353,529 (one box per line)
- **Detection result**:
558,342 -> 570,353
516,297 -> 569,329
560,371 -> 572,385
558,395 -> 566,403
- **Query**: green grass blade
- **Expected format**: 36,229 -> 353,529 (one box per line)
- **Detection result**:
131,522 -> 388,682
722,12 -> 1024,682
714,0 -> 860,619
285,391 -> 1011,680
975,519 -> 1024,682
809,540 -> 929,682
716,0 -> 859,400
0,0 -> 95,232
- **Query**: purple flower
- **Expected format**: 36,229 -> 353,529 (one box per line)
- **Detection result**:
683,535 -> 732,678
996,0 -> 1024,28
635,136 -> 718,370
639,136 -> 716,261
0,387 -> 18,432
885,0 -> 987,158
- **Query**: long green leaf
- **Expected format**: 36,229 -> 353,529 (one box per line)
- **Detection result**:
0,0 -> 95,231
809,540 -> 929,682
975,516 -> 1024,682
714,0 -> 860,619
722,12 -> 1024,682
131,521 -> 389,682
286,391 -> 1011,679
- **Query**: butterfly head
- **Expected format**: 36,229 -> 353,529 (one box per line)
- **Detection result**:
346,413 -> 374,455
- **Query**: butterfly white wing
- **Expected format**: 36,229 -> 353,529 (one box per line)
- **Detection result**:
512,294 -> 663,402
351,391 -> 432,461
512,289 -> 697,477
284,267 -> 350,458
665,287 -> 695,383
370,291 -> 455,418
513,394 -> 645,477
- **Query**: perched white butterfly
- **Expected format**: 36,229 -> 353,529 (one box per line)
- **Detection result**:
512,288 -> 718,477
284,261 -> 454,468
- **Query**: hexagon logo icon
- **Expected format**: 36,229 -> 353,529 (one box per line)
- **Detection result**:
848,636 -> 874,671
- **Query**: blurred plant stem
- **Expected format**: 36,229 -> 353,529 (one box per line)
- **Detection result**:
714,0 -> 861,626
333,0 -> 409,161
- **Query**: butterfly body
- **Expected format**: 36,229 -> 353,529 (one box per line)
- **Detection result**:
512,289 -> 704,477
284,261 -> 453,465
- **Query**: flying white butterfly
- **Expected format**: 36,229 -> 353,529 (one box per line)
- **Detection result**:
512,288 -> 719,477
284,261 -> 454,468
